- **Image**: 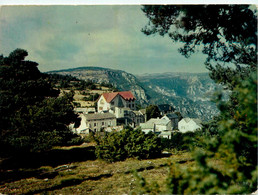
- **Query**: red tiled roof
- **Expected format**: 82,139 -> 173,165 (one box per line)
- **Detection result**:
102,92 -> 119,103
102,91 -> 135,103
118,91 -> 135,101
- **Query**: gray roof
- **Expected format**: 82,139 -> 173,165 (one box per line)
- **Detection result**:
181,118 -> 202,127
85,113 -> 116,121
140,123 -> 154,129
192,118 -> 202,127
166,113 -> 179,119
148,118 -> 170,125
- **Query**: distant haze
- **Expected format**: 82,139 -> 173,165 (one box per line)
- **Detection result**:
0,5 -> 208,74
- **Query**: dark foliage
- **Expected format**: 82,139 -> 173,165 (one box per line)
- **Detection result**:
74,80 -> 96,90
161,130 -> 214,151
142,5 -> 257,89
47,73 -> 79,83
146,104 -> 161,120
140,5 -> 257,194
100,82 -> 113,88
95,127 -> 162,162
0,49 -> 80,154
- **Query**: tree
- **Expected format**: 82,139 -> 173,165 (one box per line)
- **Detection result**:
139,5 -> 257,194
0,49 -> 80,153
174,111 -> 183,120
146,104 -> 161,120
142,5 -> 257,89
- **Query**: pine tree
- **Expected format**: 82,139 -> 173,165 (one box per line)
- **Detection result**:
0,49 -> 79,153
139,5 -> 257,193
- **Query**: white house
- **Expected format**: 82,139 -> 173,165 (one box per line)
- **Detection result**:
97,91 -> 136,112
113,107 -> 145,127
140,117 -> 172,133
72,113 -> 117,134
178,118 -> 202,133
85,113 -> 117,132
162,113 -> 179,130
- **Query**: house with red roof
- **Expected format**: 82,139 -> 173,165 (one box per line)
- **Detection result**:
97,91 -> 136,112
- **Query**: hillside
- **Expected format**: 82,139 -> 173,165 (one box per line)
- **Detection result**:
48,67 -> 220,120
137,72 -> 220,120
46,73 -> 115,108
49,67 -> 148,105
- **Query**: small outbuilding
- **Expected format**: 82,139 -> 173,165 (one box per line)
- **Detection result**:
178,118 -> 202,133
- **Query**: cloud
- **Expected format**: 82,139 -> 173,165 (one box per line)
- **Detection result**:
0,5 -> 208,74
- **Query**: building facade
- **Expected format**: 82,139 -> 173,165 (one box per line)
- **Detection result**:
97,91 -> 136,112
85,113 -> 117,132
178,118 -> 202,133
140,117 -> 172,133
162,113 -> 179,130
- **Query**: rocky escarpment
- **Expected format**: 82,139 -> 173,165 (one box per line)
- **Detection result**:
137,72 -> 220,120
48,67 -> 149,105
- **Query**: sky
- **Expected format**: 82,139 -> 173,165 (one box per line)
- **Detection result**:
1,5 -> 210,75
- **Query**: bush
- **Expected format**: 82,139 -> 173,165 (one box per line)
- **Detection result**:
66,136 -> 84,146
161,130 -> 211,152
82,133 -> 95,143
95,127 -> 162,162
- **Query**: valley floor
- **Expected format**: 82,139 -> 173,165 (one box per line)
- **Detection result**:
0,144 -> 193,194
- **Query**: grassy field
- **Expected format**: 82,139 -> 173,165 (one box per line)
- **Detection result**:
0,144 -> 194,194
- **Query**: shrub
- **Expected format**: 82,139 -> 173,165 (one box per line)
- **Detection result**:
66,136 -> 84,146
161,130 -> 211,152
95,127 -> 162,162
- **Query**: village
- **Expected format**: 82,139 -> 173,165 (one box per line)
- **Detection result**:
70,91 -> 203,139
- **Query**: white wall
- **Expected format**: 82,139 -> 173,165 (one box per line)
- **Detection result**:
73,114 -> 88,134
156,121 -> 172,132
114,107 -> 124,118
97,95 -> 110,112
178,120 -> 201,133
97,94 -> 136,112
86,118 -> 117,132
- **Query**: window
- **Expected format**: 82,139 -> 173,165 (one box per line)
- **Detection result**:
94,123 -> 97,127
102,122 -> 104,126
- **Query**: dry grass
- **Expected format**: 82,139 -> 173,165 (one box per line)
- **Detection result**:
0,145 -> 194,194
